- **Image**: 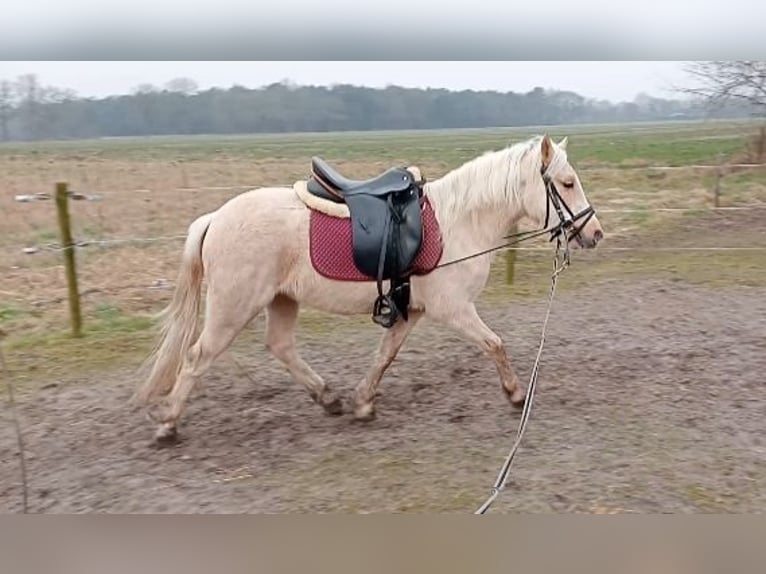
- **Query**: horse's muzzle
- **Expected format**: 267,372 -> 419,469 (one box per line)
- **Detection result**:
570,227 -> 603,249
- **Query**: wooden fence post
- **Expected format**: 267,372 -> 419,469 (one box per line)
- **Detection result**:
55,182 -> 82,337
713,152 -> 725,208
714,170 -> 722,208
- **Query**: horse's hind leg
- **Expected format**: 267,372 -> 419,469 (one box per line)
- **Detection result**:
265,295 -> 343,415
152,289 -> 272,443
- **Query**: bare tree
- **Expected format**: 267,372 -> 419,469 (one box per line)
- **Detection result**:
681,61 -> 766,112
16,74 -> 42,140
0,80 -> 14,141
681,61 -> 766,160
164,77 -> 199,95
42,86 -> 78,103
132,83 -> 159,95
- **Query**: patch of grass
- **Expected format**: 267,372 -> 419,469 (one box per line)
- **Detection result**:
3,307 -> 157,386
0,303 -> 37,333
681,208 -> 710,219
297,308 -> 369,337
479,239 -> 766,307
0,119 -> 758,167
585,248 -> 765,289
622,208 -> 652,227
36,229 -> 59,243
263,445 -> 493,512
80,224 -> 103,238
95,302 -> 122,323
684,484 -> 727,512
725,171 -> 764,186
0,303 -> 23,322
576,135 -> 749,168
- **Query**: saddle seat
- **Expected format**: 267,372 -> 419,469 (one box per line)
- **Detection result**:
307,157 -> 419,203
305,156 -> 427,328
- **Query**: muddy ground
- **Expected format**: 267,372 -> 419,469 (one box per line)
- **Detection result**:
1,214 -> 765,513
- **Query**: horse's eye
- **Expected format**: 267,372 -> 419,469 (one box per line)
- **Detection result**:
563,181 -> 575,189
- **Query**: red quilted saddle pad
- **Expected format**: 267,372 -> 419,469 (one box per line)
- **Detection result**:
309,197 -> 443,281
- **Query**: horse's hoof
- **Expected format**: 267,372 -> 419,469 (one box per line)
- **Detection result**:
511,396 -> 527,410
352,402 -> 376,422
504,386 -> 527,410
322,395 -> 344,416
154,423 -> 179,446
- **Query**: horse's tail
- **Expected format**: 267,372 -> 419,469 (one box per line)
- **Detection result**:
133,211 -> 214,405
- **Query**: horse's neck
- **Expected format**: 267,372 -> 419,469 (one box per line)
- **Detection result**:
425,151 -> 527,247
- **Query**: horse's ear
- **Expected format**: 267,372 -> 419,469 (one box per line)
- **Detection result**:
559,136 -> 568,151
541,134 -> 554,168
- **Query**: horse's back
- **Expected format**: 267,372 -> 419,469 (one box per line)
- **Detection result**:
201,185 -> 309,272
209,186 -> 308,230
220,185 -> 304,212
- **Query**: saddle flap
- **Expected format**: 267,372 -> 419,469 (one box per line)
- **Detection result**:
345,191 -> 423,279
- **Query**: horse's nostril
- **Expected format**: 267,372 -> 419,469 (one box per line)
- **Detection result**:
593,229 -> 604,244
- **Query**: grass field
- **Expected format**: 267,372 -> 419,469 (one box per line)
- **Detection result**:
1,118 -> 765,381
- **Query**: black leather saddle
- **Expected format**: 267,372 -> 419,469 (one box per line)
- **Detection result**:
308,157 -> 425,328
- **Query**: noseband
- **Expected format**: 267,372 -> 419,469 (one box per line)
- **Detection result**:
541,165 -> 596,245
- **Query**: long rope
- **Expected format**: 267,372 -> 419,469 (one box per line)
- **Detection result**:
475,240 -> 569,514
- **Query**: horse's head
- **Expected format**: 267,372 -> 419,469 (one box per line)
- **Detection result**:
523,135 -> 603,249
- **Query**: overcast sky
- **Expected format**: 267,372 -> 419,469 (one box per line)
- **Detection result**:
0,62 -> 692,103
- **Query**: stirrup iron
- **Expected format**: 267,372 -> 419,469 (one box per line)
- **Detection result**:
372,294 -> 399,328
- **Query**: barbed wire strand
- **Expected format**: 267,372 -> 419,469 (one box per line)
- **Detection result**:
2,243 -> 765,310
3,201 -> 766,257
22,243 -> 766,254
596,206 -> 766,213
6,162 -> 766,199
4,239 -> 766,281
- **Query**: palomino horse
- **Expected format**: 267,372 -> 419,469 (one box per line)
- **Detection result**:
135,134 -> 604,443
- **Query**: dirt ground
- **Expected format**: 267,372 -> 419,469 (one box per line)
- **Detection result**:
1,209 -> 765,513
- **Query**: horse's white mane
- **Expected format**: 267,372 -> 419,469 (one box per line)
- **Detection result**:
425,135 -> 567,232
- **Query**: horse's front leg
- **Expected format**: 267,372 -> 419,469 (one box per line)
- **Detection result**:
351,310 -> 423,421
427,302 -> 526,409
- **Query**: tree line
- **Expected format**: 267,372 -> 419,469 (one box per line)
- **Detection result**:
0,74 -> 756,141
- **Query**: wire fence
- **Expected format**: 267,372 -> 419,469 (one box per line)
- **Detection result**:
10,160 -> 766,198
6,160 -> 766,206
2,210 -> 765,315
4,203 -> 766,259
2,158 -> 765,332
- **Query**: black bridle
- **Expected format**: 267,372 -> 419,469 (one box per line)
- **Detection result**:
434,163 -> 596,270
540,165 -> 596,246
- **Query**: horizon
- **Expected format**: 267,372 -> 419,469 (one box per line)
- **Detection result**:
0,61 -> 692,104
